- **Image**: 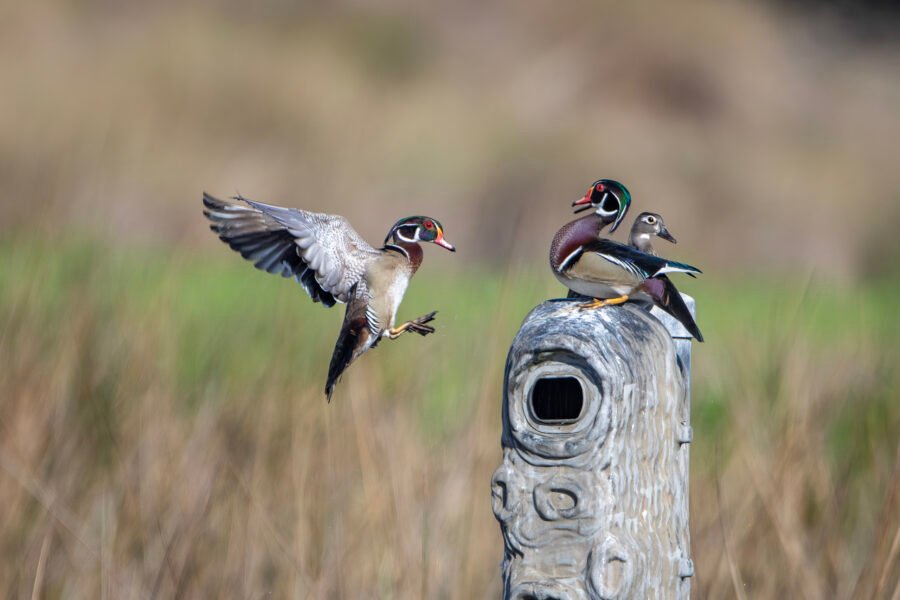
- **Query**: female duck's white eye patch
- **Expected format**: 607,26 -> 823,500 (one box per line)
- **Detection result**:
646,216 -> 656,224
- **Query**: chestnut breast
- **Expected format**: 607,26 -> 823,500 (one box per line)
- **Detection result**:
549,214 -> 604,272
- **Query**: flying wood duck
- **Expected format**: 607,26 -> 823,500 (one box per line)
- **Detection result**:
627,212 -> 704,342
202,192 -> 456,400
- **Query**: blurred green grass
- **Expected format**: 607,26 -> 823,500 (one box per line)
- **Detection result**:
2,235 -> 896,444
1,236 -> 897,597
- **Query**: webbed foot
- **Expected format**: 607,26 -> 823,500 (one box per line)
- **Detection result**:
577,295 -> 629,309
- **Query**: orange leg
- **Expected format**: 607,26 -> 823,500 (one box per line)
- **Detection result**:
388,311 -> 437,338
578,295 -> 629,309
387,323 -> 411,339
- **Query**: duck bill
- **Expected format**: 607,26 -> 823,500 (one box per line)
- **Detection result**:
658,226 -> 677,244
572,193 -> 592,214
435,236 -> 456,252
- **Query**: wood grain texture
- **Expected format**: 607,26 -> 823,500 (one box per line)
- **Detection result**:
492,296 -> 695,599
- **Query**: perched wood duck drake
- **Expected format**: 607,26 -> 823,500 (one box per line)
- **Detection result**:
568,178 -> 633,231
550,188 -> 704,341
551,178 -> 632,275
202,192 -> 456,400
627,212 -> 704,342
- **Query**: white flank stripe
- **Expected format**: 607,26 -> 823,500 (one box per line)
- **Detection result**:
558,246 -> 583,271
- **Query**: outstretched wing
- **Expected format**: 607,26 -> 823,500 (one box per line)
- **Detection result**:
202,192 -> 380,306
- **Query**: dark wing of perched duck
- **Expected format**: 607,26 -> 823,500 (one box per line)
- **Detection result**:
575,238 -> 702,280
203,192 -> 380,307
567,239 -> 704,342
595,239 -> 704,342
641,276 -> 704,342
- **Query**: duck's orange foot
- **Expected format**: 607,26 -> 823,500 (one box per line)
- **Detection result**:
389,311 -> 437,338
577,295 -> 629,310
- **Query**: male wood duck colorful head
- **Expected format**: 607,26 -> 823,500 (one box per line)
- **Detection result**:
202,193 -> 456,400
385,216 -> 456,251
571,178 -> 632,233
550,178 -> 632,277
629,211 -> 676,254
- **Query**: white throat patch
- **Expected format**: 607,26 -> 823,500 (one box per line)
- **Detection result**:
596,192 -> 617,218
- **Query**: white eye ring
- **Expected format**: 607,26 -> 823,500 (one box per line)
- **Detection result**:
646,216 -> 656,224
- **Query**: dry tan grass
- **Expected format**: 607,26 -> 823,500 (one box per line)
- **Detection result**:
0,249 -> 513,598
0,243 -> 897,598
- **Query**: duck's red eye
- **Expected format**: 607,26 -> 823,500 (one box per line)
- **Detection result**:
595,183 -> 605,193
424,220 -> 434,229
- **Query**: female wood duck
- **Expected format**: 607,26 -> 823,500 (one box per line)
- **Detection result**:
627,212 -> 704,342
202,192 -> 456,400
628,211 -> 677,252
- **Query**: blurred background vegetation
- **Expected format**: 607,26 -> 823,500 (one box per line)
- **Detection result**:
0,0 -> 898,598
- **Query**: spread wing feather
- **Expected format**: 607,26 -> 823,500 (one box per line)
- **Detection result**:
202,192 -> 380,306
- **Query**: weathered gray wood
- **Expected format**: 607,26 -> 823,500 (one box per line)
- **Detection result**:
491,296 -> 695,599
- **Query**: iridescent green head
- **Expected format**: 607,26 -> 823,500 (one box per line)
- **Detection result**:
385,216 -> 456,251
572,178 -> 632,233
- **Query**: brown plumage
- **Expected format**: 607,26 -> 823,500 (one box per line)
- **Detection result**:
628,212 -> 677,256
549,214 -> 608,273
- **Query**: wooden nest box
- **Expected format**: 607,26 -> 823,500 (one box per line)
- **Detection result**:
491,297 -> 697,599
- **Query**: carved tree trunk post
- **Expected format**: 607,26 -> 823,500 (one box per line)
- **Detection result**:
491,296 -> 696,599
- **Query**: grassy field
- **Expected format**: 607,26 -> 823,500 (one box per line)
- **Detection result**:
2,0 -> 899,597
0,237 -> 897,598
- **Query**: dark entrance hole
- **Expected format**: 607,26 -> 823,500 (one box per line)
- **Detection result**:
530,377 -> 583,424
